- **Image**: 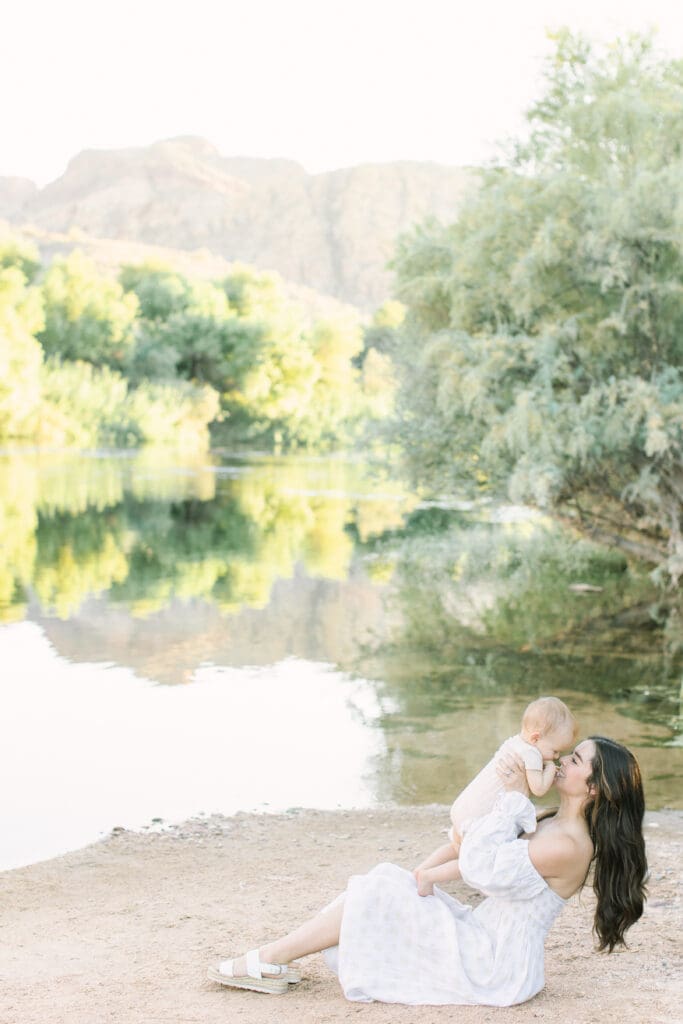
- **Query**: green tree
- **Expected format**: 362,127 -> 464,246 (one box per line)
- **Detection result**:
0,265 -> 44,438
0,235 -> 41,283
391,32 -> 683,583
39,251 -> 139,369
121,264 -> 238,383
119,263 -> 192,321
290,317 -> 364,445
217,268 -> 323,444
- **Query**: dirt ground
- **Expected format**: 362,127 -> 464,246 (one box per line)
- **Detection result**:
2,806 -> 681,1024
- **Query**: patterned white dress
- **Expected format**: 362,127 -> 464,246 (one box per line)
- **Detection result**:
324,792 -> 566,1006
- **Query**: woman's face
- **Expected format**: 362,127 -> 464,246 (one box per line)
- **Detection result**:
555,738 -> 596,797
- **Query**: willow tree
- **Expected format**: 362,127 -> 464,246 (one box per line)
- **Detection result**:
391,32 -> 683,583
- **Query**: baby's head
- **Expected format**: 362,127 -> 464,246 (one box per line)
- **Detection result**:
521,696 -> 576,761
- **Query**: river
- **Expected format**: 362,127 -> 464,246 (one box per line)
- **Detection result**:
1,448 -> 680,870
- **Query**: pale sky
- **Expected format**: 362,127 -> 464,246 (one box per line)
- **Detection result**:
3,0 -> 683,186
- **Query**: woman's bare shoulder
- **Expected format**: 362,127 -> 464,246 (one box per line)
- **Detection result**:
528,817 -> 593,885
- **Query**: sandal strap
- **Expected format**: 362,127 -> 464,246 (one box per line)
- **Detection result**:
218,959 -> 235,977
246,949 -> 283,980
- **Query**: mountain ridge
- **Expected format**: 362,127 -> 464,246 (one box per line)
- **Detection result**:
1,137 -> 476,308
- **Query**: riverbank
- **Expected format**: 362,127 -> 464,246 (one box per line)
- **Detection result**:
3,805 -> 681,1023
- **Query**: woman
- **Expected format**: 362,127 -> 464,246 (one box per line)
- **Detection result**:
208,736 -> 647,1004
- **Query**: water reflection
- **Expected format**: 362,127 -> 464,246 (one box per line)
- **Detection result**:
0,449 -> 681,872
0,448 -> 410,623
357,650 -> 682,811
357,512 -> 682,810
0,622 -> 385,871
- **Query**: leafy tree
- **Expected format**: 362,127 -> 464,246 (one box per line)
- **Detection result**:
165,313 -> 262,392
0,235 -> 41,283
0,265 -> 44,438
39,251 -> 139,369
38,358 -> 218,449
217,268 -> 323,444
361,300 -> 405,352
391,32 -> 683,583
289,317 -> 363,445
78,258 -> 380,448
119,263 -> 192,321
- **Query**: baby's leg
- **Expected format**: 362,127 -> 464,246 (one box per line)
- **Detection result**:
449,826 -> 462,857
413,840 -> 459,874
416,857 -> 462,896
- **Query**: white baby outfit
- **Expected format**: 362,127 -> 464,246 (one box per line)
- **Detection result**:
324,791 -> 565,1006
449,733 -> 543,839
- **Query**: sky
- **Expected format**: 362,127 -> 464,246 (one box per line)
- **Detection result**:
3,0 -> 683,187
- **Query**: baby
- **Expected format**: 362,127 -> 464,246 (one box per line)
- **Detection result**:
414,696 -> 577,896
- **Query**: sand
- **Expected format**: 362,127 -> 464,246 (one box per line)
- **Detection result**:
2,806 -> 681,1024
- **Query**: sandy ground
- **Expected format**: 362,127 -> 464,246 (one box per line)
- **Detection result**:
2,806 -> 681,1024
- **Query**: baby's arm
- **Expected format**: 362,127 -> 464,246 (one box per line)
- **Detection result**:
525,761 -> 558,796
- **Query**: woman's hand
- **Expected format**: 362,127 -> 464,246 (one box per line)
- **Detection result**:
496,753 -> 527,793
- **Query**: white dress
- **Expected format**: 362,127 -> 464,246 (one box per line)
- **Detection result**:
324,792 -> 566,1006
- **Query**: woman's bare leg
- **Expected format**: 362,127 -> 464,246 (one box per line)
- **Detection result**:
227,900 -> 344,975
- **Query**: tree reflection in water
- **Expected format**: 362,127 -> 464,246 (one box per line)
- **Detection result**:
0,449 -> 680,810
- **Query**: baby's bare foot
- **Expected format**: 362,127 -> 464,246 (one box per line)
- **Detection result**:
415,870 -> 434,897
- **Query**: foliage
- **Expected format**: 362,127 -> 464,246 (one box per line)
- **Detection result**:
356,300 -> 406,360
391,32 -> 683,583
123,260 -> 379,449
0,235 -> 42,283
121,263 -> 242,388
37,358 -> 219,449
124,379 -> 220,447
0,240 -> 390,451
119,263 -> 193,320
39,251 -> 139,369
289,317 -> 364,446
213,268 -> 363,447
0,264 -> 44,438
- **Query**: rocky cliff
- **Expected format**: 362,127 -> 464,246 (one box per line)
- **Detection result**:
1,137 -> 475,308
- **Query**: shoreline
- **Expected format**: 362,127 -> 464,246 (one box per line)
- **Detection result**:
3,806 -> 681,1023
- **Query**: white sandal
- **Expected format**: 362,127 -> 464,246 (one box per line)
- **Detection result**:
207,949 -> 289,994
283,962 -> 302,984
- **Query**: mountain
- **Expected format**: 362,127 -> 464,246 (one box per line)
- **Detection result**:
0,176 -> 38,219
1,137 -> 475,309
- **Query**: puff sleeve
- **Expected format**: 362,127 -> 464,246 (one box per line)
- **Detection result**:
458,792 -> 547,900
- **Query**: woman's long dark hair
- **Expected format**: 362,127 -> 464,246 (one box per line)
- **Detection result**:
585,736 -> 648,952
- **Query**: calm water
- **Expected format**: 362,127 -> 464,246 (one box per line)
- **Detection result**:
1,448 -> 681,870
